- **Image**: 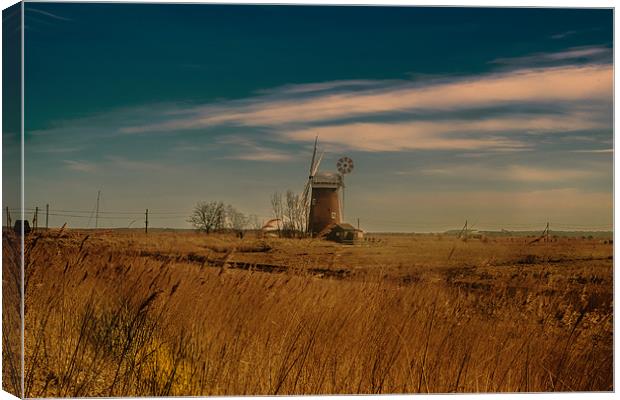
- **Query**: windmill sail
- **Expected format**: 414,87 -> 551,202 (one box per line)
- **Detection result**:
301,151 -> 323,204
309,136 -> 318,177
302,137 -> 322,232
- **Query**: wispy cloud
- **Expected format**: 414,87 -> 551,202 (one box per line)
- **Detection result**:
216,136 -> 295,162
105,156 -> 166,171
506,166 -> 594,182
362,188 -> 612,221
226,150 -> 294,162
414,164 -> 596,183
32,146 -> 82,154
491,46 -> 611,68
255,79 -> 392,96
119,65 -> 612,156
63,160 -> 96,172
63,156 -> 168,173
288,121 -> 523,152
33,52 -> 612,158
550,30 -> 577,40
570,148 -> 613,154
280,112 -> 606,152
27,8 -> 71,21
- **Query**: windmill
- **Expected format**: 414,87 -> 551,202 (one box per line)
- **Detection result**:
304,138 -> 356,236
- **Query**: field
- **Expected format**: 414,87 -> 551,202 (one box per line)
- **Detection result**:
3,229 -> 613,396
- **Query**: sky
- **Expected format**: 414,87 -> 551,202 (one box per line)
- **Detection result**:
7,4 -> 613,232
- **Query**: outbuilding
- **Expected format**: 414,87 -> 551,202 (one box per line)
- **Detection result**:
325,222 -> 364,244
260,218 -> 281,238
13,220 -> 31,236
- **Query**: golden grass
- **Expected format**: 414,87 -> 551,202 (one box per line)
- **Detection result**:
2,233 -> 22,397
10,230 -> 613,396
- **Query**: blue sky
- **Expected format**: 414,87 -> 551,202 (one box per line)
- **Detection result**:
11,4 -> 613,231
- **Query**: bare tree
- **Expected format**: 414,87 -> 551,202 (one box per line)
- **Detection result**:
271,192 -> 284,236
188,201 -> 225,233
284,190 -> 305,236
247,214 -> 262,230
270,190 -> 306,238
225,204 -> 248,231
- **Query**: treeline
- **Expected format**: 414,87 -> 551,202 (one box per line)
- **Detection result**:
187,201 -> 261,234
188,189 -> 308,238
270,190 -> 306,238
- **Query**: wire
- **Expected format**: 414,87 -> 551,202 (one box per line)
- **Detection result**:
5,208 -> 612,230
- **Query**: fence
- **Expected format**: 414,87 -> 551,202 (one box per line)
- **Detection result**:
3,206 -> 613,235
4,206 -> 276,233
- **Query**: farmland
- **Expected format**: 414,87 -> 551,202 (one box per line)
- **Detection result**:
4,229 -> 613,396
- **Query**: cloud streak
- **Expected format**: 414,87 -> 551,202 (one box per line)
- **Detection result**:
225,150 -> 294,162
550,30 -> 577,40
63,156 -> 168,174
570,148 -> 613,154
27,8 -> 72,21
32,49 -> 612,159
216,136 -> 296,162
491,46 -> 611,67
120,64 -> 611,140
63,160 -> 96,172
415,164 -> 597,183
280,112 -> 606,152
362,188 -> 612,216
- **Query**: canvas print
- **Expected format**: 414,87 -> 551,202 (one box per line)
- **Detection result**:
2,3 -> 613,397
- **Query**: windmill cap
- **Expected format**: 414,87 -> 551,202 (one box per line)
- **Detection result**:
312,171 -> 342,187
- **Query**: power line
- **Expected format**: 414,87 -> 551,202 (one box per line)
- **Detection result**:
47,213 -> 137,220
8,207 -> 612,231
14,208 -> 189,215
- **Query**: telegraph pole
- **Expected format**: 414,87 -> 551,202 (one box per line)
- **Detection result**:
5,207 -> 9,230
95,190 -> 100,229
145,209 -> 149,234
458,219 -> 468,239
46,204 -> 49,229
34,206 -> 38,231
465,219 -> 468,240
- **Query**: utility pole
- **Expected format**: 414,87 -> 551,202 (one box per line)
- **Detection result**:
34,206 -> 38,231
458,219 -> 468,239
357,217 -> 360,230
145,209 -> 149,234
46,204 -> 49,229
5,206 -> 9,229
95,190 -> 100,229
545,222 -> 550,243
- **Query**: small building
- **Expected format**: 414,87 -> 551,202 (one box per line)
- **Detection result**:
325,222 -> 364,244
13,220 -> 31,236
462,229 -> 485,240
260,218 -> 281,238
